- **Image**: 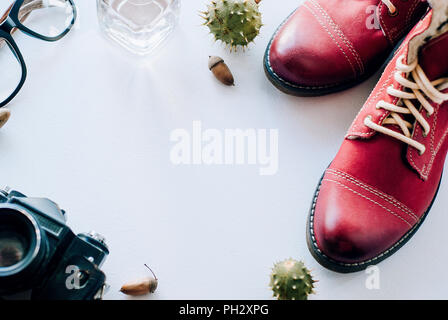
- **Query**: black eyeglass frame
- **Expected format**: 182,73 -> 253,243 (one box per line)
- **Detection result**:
0,0 -> 77,108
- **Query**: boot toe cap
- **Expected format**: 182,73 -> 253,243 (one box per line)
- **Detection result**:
266,6 -> 358,89
310,173 -> 415,265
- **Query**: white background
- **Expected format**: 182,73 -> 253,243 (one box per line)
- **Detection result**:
1,0 -> 448,300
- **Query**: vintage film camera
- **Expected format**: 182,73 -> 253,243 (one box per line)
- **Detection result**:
0,187 -> 108,300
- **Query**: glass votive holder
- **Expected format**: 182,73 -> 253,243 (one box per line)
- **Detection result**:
97,0 -> 181,55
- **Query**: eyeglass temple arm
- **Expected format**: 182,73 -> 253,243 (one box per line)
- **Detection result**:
0,4 -> 14,25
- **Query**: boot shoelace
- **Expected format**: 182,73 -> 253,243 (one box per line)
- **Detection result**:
364,54 -> 448,155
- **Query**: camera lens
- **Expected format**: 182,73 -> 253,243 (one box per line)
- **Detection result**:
0,231 -> 28,267
0,206 -> 48,293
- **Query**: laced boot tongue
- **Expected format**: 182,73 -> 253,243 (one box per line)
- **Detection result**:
418,32 -> 448,81
364,24 -> 448,155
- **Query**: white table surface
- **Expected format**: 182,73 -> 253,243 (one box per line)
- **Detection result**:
1,0 -> 448,300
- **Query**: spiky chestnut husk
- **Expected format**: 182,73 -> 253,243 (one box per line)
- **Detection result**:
200,0 -> 263,51
270,259 -> 316,300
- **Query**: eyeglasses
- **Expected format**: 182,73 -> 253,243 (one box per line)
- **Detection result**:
0,0 -> 77,108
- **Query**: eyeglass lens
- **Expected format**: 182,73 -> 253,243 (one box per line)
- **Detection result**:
19,0 -> 74,38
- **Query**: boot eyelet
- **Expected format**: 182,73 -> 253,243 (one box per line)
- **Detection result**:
388,9 -> 398,17
364,115 -> 373,122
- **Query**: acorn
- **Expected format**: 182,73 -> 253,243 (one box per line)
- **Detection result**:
120,264 -> 158,296
0,109 -> 11,129
208,56 -> 235,86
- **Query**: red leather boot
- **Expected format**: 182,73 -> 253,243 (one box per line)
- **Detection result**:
264,0 -> 428,96
307,0 -> 448,272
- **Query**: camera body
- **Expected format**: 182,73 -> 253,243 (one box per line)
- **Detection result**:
0,188 -> 108,300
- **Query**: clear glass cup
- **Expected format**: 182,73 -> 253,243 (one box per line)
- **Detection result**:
96,0 -> 180,55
